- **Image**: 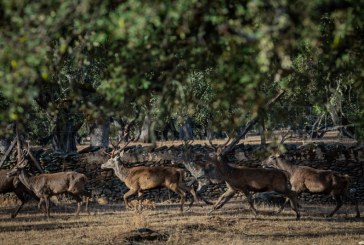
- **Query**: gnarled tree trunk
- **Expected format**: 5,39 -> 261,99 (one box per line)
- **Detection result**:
52,113 -> 83,153
90,117 -> 110,148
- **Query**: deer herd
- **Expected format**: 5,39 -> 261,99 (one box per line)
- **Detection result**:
0,138 -> 360,220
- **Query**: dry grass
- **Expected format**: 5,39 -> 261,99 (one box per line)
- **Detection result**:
0,199 -> 362,245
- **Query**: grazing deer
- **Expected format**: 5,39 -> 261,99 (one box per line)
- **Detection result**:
101,140 -> 200,212
206,139 -> 300,220
0,170 -> 39,218
7,159 -> 91,218
262,154 -> 360,218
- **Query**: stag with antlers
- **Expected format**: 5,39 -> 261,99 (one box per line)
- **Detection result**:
101,139 -> 200,212
205,138 -> 300,219
7,144 -> 90,217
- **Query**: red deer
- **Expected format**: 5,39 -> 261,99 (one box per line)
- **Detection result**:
7,159 -> 90,218
101,141 -> 200,212
206,139 -> 300,220
172,140 -> 233,206
0,170 -> 38,218
262,154 -> 360,218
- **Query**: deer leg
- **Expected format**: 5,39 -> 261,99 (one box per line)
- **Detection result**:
44,196 -> 50,218
285,192 -> 300,220
344,193 -> 360,218
196,184 -> 213,205
169,184 -> 186,212
38,198 -> 47,216
328,195 -> 343,217
72,194 -> 83,216
243,191 -> 258,217
189,186 -> 202,208
123,189 -> 138,209
11,191 -> 28,218
137,191 -> 144,213
209,188 -> 236,214
180,183 -> 202,209
83,192 -> 91,215
275,198 -> 290,214
11,201 -> 25,219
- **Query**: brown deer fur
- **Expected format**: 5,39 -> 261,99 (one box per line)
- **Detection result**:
7,161 -> 90,217
206,142 -> 300,220
262,155 -> 360,218
0,170 -> 38,218
101,155 -> 200,212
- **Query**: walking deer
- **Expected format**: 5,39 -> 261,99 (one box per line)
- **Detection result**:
262,154 -> 360,218
101,140 -> 200,212
7,159 -> 90,218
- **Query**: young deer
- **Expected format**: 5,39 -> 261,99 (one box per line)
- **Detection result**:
7,159 -> 90,218
262,154 -> 360,218
101,141 -> 200,212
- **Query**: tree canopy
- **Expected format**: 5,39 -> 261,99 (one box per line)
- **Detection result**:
1,0 -> 363,150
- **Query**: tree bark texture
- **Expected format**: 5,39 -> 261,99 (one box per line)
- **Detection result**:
52,113 -> 83,153
90,118 -> 110,148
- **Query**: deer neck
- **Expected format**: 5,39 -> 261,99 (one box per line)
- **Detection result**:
114,163 -> 130,182
18,169 -> 35,192
182,161 -> 204,179
213,155 -> 232,178
276,158 -> 296,175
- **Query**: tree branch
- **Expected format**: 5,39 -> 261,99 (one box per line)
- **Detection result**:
221,90 -> 285,157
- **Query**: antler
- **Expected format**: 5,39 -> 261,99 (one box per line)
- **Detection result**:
119,139 -> 131,153
101,148 -> 113,158
221,137 -> 231,148
279,129 -> 293,144
181,139 -> 194,161
104,136 -> 132,159
207,139 -> 218,151
109,136 -> 124,158
16,141 -> 30,167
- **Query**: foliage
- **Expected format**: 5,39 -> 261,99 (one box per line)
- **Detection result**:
0,0 -> 363,141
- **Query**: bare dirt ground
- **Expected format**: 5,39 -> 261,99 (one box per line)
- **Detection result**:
0,199 -> 363,245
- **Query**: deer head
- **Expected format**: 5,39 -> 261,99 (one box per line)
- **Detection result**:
261,152 -> 281,168
205,138 -> 231,160
101,139 -> 131,170
7,142 -> 30,178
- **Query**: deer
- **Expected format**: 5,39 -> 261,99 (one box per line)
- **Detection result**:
7,151 -> 91,217
100,139 -> 200,212
171,140 -> 235,206
206,139 -> 301,220
0,170 -> 39,218
262,153 -> 360,218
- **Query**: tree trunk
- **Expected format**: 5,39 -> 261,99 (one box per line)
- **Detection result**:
162,120 -> 179,140
90,118 -> 110,148
221,90 -> 285,157
0,138 -> 10,154
259,116 -> 266,146
52,113 -> 83,153
139,114 -> 154,143
179,118 -> 193,140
